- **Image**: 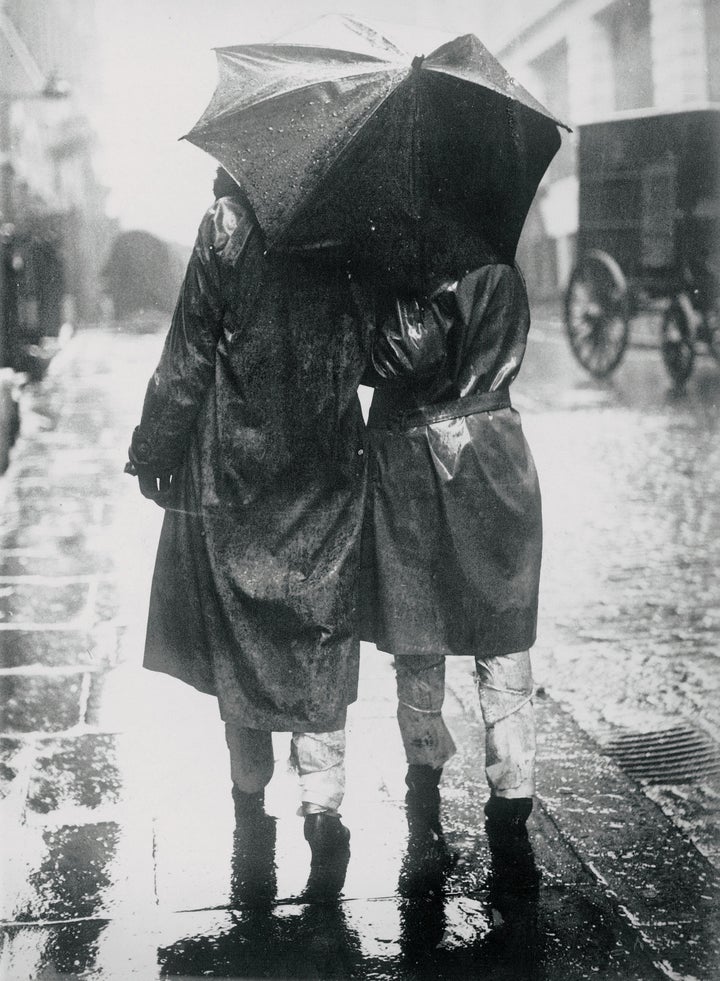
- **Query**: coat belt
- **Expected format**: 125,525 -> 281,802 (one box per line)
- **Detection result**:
378,390 -> 512,431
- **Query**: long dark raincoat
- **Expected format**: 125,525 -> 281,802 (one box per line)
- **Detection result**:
361,263 -> 542,659
130,195 -> 369,731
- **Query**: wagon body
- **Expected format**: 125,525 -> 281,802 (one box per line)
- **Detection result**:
576,106 -> 720,300
565,105 -> 720,382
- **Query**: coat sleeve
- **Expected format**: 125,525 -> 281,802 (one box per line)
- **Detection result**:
455,263 -> 530,394
128,197 -> 260,471
366,286 -> 457,384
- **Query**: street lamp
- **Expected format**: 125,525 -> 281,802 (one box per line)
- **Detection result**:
0,72 -> 71,222
0,73 -> 70,370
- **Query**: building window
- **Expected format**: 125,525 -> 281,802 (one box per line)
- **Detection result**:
530,40 -> 574,180
598,0 -> 653,110
531,39 -> 570,122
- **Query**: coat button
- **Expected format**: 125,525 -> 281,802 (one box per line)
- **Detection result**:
357,448 -> 364,456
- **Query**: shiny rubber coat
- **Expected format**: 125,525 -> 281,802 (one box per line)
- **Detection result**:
132,196 -> 370,731
361,263 -> 542,659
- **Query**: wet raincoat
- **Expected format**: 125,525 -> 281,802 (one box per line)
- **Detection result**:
361,263 -> 542,659
130,194 -> 369,731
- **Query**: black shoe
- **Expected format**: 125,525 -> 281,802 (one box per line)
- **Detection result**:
484,796 -> 538,890
401,767 -> 458,897
232,785 -> 266,825
405,764 -> 443,833
484,796 -> 533,846
303,813 -> 351,900
231,785 -> 277,906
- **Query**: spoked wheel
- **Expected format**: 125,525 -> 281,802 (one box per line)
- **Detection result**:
661,295 -> 695,387
564,250 -> 631,377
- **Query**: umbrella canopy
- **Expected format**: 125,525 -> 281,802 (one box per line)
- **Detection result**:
184,15 -> 568,293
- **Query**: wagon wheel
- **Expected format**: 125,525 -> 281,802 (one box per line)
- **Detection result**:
661,295 -> 695,387
564,250 -> 631,377
709,315 -> 720,364
706,300 -> 720,364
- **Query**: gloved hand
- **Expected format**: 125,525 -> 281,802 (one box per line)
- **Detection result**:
124,428 -> 176,509
124,459 -> 175,508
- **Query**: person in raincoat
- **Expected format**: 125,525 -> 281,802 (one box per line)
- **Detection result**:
361,257 -> 541,853
126,168 -> 370,885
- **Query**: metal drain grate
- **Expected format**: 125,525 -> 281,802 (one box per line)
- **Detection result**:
603,724 -> 720,783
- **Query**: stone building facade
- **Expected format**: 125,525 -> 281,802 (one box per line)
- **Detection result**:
477,0 -> 719,299
1,0 -> 110,328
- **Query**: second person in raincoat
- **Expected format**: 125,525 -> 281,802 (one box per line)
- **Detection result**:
361,260 -> 542,852
126,170 -> 371,892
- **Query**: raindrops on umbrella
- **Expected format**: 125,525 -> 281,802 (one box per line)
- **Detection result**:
184,14 -> 569,293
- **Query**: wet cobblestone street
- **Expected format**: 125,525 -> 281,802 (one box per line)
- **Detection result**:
0,319 -> 719,980
516,322 -> 720,868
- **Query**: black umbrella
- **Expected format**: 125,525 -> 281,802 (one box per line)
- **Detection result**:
185,15 -> 568,293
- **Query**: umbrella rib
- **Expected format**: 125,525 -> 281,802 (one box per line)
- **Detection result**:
422,63 -> 570,129
276,73 -> 412,246
214,41 -> 393,64
313,16 -> 405,56
186,66 -> 402,137
186,27 -> 568,269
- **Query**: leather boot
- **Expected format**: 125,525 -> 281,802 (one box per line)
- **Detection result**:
400,765 -> 457,897
405,764 -> 442,833
484,796 -> 538,890
484,796 -> 533,847
303,813 -> 351,899
231,785 -> 276,906
232,785 -> 266,825
486,798 -> 540,941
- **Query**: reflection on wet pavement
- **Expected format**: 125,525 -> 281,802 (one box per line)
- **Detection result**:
517,331 -> 720,867
26,733 -> 121,814
0,327 -> 718,979
230,811 -> 278,908
157,901 -> 367,980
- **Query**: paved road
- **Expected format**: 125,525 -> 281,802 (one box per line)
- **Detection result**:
515,314 -> 720,868
0,317 -> 718,980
